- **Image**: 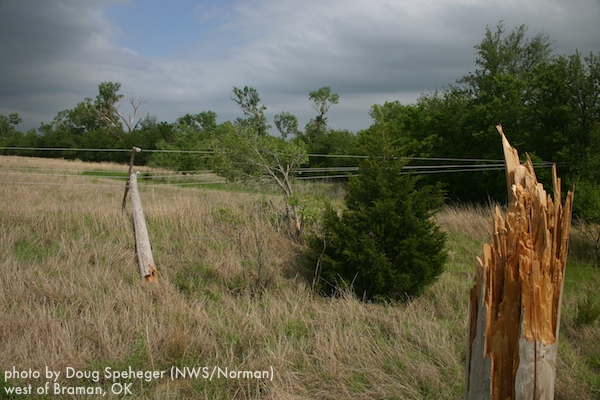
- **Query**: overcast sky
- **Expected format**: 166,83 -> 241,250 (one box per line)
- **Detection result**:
1,0 -> 599,134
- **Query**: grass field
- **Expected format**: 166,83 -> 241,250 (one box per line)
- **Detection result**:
1,155 -> 598,399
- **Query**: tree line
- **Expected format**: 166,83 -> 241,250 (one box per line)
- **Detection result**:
2,22 -> 599,217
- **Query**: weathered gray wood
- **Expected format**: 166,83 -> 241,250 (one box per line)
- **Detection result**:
121,146 -> 141,211
129,171 -> 158,282
465,261 -> 491,400
514,338 -> 557,400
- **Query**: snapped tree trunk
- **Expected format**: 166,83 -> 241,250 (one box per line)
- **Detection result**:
129,172 -> 158,282
465,126 -> 574,400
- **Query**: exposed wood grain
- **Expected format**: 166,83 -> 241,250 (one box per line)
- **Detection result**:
465,126 -> 574,400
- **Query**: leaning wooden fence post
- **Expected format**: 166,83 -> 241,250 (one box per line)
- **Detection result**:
122,146 -> 141,211
465,125 -> 574,400
129,171 -> 158,282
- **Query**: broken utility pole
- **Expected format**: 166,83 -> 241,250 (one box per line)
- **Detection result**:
465,125 -> 574,400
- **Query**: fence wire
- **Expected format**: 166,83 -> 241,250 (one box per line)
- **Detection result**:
0,146 -> 557,188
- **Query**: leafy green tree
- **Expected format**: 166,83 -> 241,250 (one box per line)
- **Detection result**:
301,86 -> 340,144
213,87 -> 310,236
303,128 -> 361,176
176,111 -> 218,134
274,111 -> 299,139
459,22 -> 552,100
285,87 -> 360,176
0,113 -> 22,137
532,52 -> 600,180
94,82 -> 147,140
33,81 -> 151,162
0,114 -> 37,157
153,121 -> 217,171
231,86 -> 269,136
51,98 -> 100,135
0,113 -> 24,149
211,122 -> 308,236
313,105 -> 446,301
355,100 -> 444,158
17,129 -> 41,156
95,81 -> 125,138
442,22 -> 554,199
37,83 -> 121,158
151,111 -> 219,169
128,116 -> 173,165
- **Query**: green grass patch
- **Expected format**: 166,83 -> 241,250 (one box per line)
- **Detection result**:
563,260 -> 600,297
80,170 -> 128,179
12,239 -> 59,263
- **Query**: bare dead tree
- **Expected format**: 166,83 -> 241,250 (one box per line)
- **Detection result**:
117,93 -> 147,134
96,92 -> 147,140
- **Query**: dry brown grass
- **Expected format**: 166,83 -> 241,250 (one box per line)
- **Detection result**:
1,156 -> 598,399
435,202 -> 495,239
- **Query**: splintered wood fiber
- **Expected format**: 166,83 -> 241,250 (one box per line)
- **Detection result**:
466,127 -> 574,400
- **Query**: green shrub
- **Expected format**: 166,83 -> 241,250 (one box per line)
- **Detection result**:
575,287 -> 600,326
312,112 -> 447,301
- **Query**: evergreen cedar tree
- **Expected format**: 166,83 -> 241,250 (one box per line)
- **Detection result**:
313,125 -> 447,302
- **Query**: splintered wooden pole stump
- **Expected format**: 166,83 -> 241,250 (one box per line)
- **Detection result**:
465,126 -> 574,400
129,172 -> 158,282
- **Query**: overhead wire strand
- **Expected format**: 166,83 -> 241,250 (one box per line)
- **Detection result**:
1,146 -> 558,187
